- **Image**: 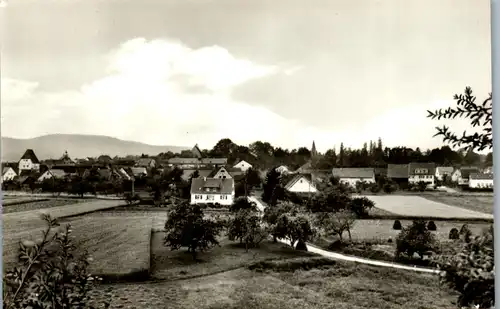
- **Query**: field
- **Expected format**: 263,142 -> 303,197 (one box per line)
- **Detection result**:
420,193 -> 493,214
89,258 -> 457,309
2,198 -> 83,214
364,195 -> 493,220
3,214 -> 153,279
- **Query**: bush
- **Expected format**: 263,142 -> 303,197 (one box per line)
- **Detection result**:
3,214 -> 108,309
396,220 -> 438,259
459,224 -> 472,243
369,184 -> 381,193
124,192 -> 140,205
427,220 -> 437,231
393,220 -> 402,230
449,228 -> 460,240
383,183 -> 397,194
248,257 -> 336,272
349,197 -> 375,218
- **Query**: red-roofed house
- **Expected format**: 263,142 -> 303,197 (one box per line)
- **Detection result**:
190,177 -> 235,206
18,149 -> 40,172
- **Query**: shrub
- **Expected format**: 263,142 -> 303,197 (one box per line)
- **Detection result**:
388,238 -> 393,243
248,257 -> 336,272
227,209 -> 267,251
349,197 -> 375,218
3,214 -> 108,309
393,220 -> 402,230
427,220 -> 437,231
124,192 -> 140,205
459,224 -> 472,243
369,184 -> 381,193
396,220 -> 438,259
449,228 -> 460,240
383,183 -> 397,194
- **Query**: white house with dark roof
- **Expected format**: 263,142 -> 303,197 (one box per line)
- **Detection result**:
469,173 -> 493,189
331,168 -> 376,187
452,167 -> 481,186
408,162 -> 436,186
18,149 -> 41,172
37,169 -> 68,182
135,158 -> 156,168
1,164 -> 18,182
233,160 -> 252,172
283,174 -> 318,193
190,177 -> 235,206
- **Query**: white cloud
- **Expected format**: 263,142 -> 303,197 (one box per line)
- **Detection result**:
1,38 -> 461,152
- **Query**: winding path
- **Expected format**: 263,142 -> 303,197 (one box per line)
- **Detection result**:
248,196 -> 442,275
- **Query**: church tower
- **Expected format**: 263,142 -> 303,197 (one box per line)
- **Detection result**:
311,141 -> 318,158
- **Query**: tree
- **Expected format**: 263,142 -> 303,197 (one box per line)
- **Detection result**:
262,202 -> 299,242
262,168 -> 282,205
349,197 -> 374,218
3,214 -> 108,309
396,220 -> 437,259
229,197 -> 258,212
449,228 -> 460,240
164,202 -> 224,260
227,209 -> 267,251
427,87 -> 492,151
433,226 -> 494,308
308,185 -> 352,213
316,210 -> 356,242
272,213 -> 315,248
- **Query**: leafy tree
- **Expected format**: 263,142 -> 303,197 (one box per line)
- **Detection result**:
396,220 -> 437,259
427,87 -> 492,151
262,202 -> 299,242
3,214 -> 107,309
229,197 -> 258,212
272,213 -> 315,248
316,210 -> 356,242
227,209 -> 267,251
164,202 -> 224,260
449,228 -> 460,240
349,197 -> 374,218
262,168 -> 282,205
393,220 -> 402,230
427,220 -> 437,231
308,186 -> 352,213
433,226 -> 494,308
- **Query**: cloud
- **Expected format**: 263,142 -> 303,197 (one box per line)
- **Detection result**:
1,38 -> 465,152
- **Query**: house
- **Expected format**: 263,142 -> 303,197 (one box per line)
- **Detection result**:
1,164 -> 18,182
117,168 -> 132,180
58,151 -> 74,165
190,177 -> 235,206
233,160 -> 252,172
136,158 -> 156,168
18,149 -> 41,172
435,166 -> 454,181
408,163 -> 436,186
192,144 -> 203,158
275,165 -> 290,174
387,164 -> 409,184
167,157 -> 228,169
283,174 -> 318,194
469,173 -> 494,189
452,167 -> 481,186
331,168 -> 376,187
130,167 -> 148,178
37,169 -> 68,182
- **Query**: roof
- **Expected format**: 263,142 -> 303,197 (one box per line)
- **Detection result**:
296,161 -> 312,173
49,169 -> 67,179
98,169 -> 112,179
190,177 -> 234,195
234,160 -> 252,167
168,158 -> 200,164
131,167 -> 148,176
469,172 -> 493,180
331,168 -> 375,179
20,149 -> 40,164
470,173 -> 494,180
201,158 -> 227,165
192,144 -> 203,158
436,166 -> 454,174
2,162 -> 18,174
387,164 -> 409,178
284,174 -> 314,190
136,158 -> 155,166
460,167 -> 481,178
408,162 -> 436,175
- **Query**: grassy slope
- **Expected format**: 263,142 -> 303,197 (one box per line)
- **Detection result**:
421,193 -> 493,214
90,260 -> 456,309
2,199 -> 84,214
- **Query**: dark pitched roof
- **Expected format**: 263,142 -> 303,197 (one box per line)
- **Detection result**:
192,144 -> 203,158
460,167 -> 481,178
201,158 -> 227,165
387,164 -> 409,178
20,149 -> 40,164
168,158 -> 200,164
48,169 -> 68,179
284,174 -> 315,190
136,158 -> 156,167
408,162 -> 436,176
331,168 -> 375,179
436,166 -> 454,174
2,162 -> 19,175
470,173 -> 493,180
190,178 -> 234,195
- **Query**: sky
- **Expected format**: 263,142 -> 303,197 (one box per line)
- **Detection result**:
0,0 -> 492,152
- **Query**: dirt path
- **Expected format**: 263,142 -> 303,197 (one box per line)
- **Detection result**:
248,196 -> 442,275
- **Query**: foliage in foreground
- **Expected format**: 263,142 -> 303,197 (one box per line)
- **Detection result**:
433,226 -> 494,308
164,202 -> 225,260
3,214 -> 107,309
395,220 -> 438,259
227,198 -> 267,251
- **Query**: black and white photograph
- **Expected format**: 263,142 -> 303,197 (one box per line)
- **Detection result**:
0,0 -> 494,308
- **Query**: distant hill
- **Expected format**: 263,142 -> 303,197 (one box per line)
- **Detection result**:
1,134 -> 189,162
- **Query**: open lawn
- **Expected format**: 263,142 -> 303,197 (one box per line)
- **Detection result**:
151,232 -> 315,280
3,214 -> 153,279
2,198 -> 84,214
420,193 -> 493,214
90,259 -> 456,309
364,195 -> 493,220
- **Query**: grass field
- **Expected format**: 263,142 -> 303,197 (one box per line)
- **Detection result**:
90,258 -> 456,309
2,198 -> 84,214
151,233 -> 315,280
364,195 -> 493,220
3,213 -> 152,279
420,193 -> 493,214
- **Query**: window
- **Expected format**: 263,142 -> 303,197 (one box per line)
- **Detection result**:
206,195 -> 214,201
300,179 -> 303,183
220,195 -> 227,200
